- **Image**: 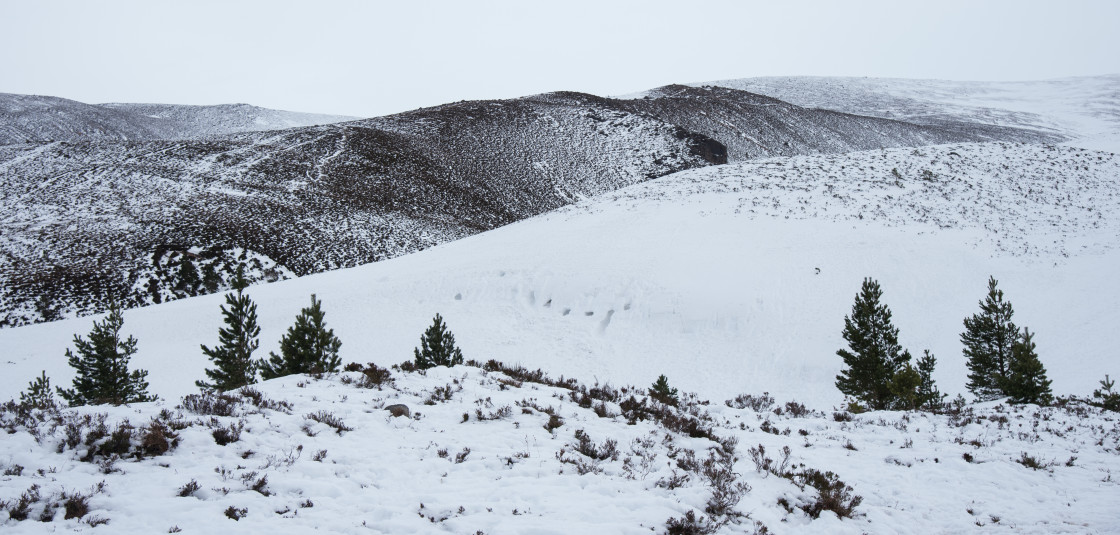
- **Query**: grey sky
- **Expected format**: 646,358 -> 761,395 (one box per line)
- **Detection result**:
3,0 -> 1117,118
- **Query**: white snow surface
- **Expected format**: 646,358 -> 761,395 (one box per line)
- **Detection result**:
1,139 -> 1119,533
2,369 -> 1118,533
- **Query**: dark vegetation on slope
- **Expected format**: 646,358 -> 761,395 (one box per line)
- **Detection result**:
621,85 -> 1050,161
0,93 -> 353,144
0,86 -> 1050,326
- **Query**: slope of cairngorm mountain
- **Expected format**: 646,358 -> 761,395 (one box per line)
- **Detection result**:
700,75 -> 1120,151
0,87 -> 1049,326
618,84 -> 1053,161
0,92 -> 354,144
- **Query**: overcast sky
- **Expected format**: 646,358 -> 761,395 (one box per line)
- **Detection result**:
3,0 -> 1118,118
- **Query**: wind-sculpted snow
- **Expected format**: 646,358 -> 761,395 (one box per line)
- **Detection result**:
0,86 -> 1018,327
0,93 -> 354,145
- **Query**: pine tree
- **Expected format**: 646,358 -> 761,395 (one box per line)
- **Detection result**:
650,374 -> 679,404
259,294 -> 342,380
962,276 -> 1018,400
201,262 -> 221,294
413,313 -> 464,370
889,363 -> 922,411
1091,375 -> 1119,412
886,350 -> 943,411
1005,328 -> 1052,405
915,350 -> 945,411
197,267 -> 260,391
835,278 -> 912,410
176,258 -> 200,296
20,371 -> 57,410
57,302 -> 155,406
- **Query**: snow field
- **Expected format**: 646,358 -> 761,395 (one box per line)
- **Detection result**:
2,366 -> 1117,533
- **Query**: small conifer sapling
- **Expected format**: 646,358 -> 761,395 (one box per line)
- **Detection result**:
259,294 -> 342,379
915,350 -> 945,411
57,302 -> 155,406
20,371 -> 57,410
649,374 -> 679,405
1005,328 -> 1052,405
1092,375 -> 1119,412
413,313 -> 464,370
198,266 -> 260,390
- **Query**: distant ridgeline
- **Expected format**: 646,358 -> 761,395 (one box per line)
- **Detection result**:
0,86 -> 1050,327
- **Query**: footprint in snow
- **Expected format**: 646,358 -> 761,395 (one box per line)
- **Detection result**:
598,309 -> 615,334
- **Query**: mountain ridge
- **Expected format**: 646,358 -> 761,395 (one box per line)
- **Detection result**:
0,92 -> 356,145
697,74 -> 1120,152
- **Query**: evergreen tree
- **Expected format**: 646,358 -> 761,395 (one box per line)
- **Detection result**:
835,278 -> 912,410
197,267 -> 260,390
1005,328 -> 1052,405
413,313 -> 464,370
259,294 -> 342,380
20,371 -> 57,410
961,276 -> 1018,400
886,350 -> 943,411
915,350 -> 945,411
201,262 -> 221,294
650,374 -> 679,404
888,363 -> 922,411
176,258 -> 200,295
57,302 -> 155,406
1091,375 -> 1119,412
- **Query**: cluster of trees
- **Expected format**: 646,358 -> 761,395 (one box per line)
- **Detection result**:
835,276 -> 1052,411
47,267 -> 467,406
21,273 -> 1108,414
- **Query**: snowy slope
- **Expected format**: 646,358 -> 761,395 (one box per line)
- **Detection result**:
1,142 -> 1116,408
0,94 -> 719,327
2,86 -> 1020,328
1,140 -> 1118,534
701,75 -> 1120,152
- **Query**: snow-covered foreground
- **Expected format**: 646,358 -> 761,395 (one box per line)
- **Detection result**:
2,365 -> 1118,533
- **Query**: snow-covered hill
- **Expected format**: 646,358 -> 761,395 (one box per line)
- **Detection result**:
1,137 -> 1117,532
701,74 -> 1120,152
2,141 -> 1116,407
1,86 -> 1022,327
0,93 -> 354,145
